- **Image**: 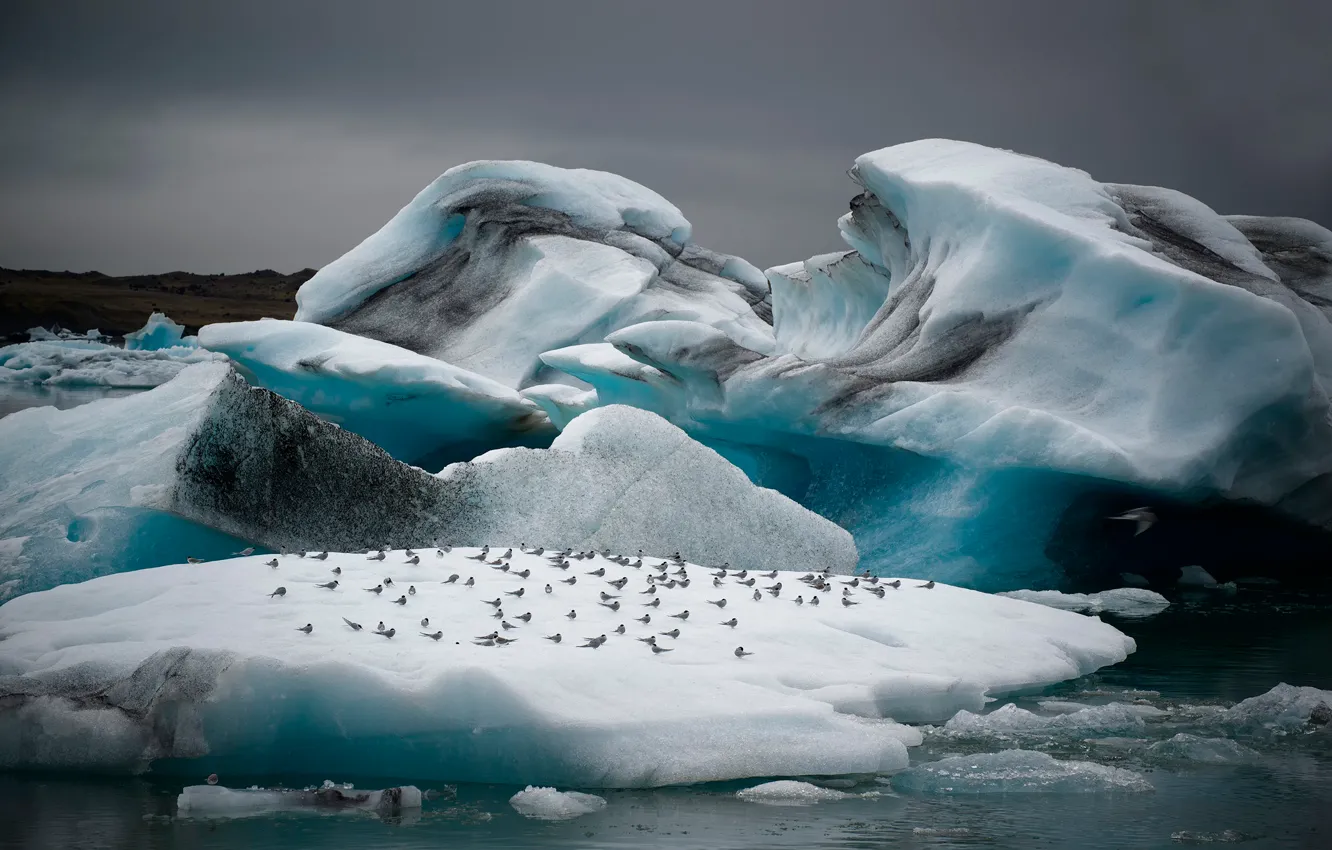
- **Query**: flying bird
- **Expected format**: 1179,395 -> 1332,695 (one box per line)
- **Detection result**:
1107,507 -> 1157,536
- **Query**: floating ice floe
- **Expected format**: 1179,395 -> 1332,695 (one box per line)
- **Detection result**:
0,338 -> 219,389
176,781 -> 421,819
996,588 -> 1170,618
890,750 -> 1153,794
941,702 -> 1154,741
0,364 -> 852,598
508,786 -> 607,820
1145,734 -> 1262,764
0,550 -> 1132,785
125,311 -> 197,351
199,319 -> 553,467
735,780 -> 862,806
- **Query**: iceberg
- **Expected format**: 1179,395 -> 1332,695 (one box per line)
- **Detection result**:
734,780 -> 858,806
292,160 -> 773,389
508,786 -> 606,820
176,782 -> 422,820
996,588 -> 1171,619
124,312 -> 197,351
940,702 -> 1151,742
0,338 -> 220,389
0,366 -> 854,597
198,320 -> 553,468
528,141 -> 1332,588
0,550 -> 1132,784
890,750 -> 1153,794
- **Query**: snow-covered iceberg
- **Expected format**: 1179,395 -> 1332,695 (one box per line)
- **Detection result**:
0,366 -> 855,598
509,786 -> 606,820
0,550 -> 1133,784
124,311 -> 197,351
198,320 -> 553,468
536,141 -> 1332,588
292,160 -> 773,389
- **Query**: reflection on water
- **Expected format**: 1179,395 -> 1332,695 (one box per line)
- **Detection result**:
0,383 -> 140,418
2,595 -> 1330,850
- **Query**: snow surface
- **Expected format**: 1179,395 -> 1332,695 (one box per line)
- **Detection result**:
124,312 -> 197,351
0,549 -> 1133,784
177,783 -> 421,819
293,159 -> 772,389
509,786 -> 607,820
890,750 -> 1152,794
996,588 -> 1170,618
0,339 -> 219,388
199,319 -> 552,467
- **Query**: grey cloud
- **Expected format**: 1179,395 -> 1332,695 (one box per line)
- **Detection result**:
1,0 -> 1329,274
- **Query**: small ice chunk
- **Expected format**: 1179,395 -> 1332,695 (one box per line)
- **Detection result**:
176,783 -> 422,819
997,588 -> 1170,618
943,702 -> 1148,739
735,780 -> 852,806
1146,734 -> 1261,764
508,786 -> 607,820
1178,565 -> 1218,588
1206,683 -> 1332,737
124,312 -> 195,351
891,750 -> 1153,794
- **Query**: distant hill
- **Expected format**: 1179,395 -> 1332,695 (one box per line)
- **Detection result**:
0,267 -> 316,339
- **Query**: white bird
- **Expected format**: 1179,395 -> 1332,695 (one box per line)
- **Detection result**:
343,617 -> 363,631
720,618 -> 737,627
296,623 -> 313,634
421,631 -> 443,640
265,558 -> 279,568
1107,507 -> 1157,536
734,646 -> 753,658
233,547 -> 255,556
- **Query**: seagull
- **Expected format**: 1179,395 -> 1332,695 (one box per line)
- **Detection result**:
741,578 -> 756,587
843,588 -> 854,597
763,570 -> 779,579
343,617 -> 363,631
599,591 -> 618,601
1108,507 -> 1157,536
659,628 -> 680,639
810,596 -> 820,606
708,599 -> 727,608
544,584 -> 553,593
678,579 -> 691,588
474,638 -> 496,647
405,548 -> 417,557
752,590 -> 761,602
297,623 -> 313,634
233,547 -> 255,556
713,578 -> 723,588
720,618 -> 737,627
420,617 -> 429,627
644,598 -> 661,608
383,578 -> 394,587
485,598 -> 502,608
297,550 -> 307,558
868,587 -> 885,598
651,645 -> 673,654
551,560 -> 570,570
842,597 -> 859,607
887,580 -> 901,589
917,580 -> 935,590
566,610 -> 577,620
311,551 -> 329,561
378,628 -> 396,638
711,569 -> 728,579
600,600 -> 621,612
376,621 -> 386,632
560,576 -> 577,585
466,548 -> 489,561
608,577 -> 628,590
368,551 -> 385,561
669,610 -> 690,620
732,570 -> 748,579
841,578 -> 860,587
636,614 -> 651,624
523,545 -> 545,555
186,557 -> 204,564
491,608 -> 504,619
735,646 -> 753,658
405,555 -> 420,565
793,596 -> 804,605
314,579 -> 339,590
268,587 -> 286,598
331,566 -> 341,576
476,631 -> 499,641
614,624 -> 626,634
443,574 -> 460,584
265,558 -> 279,568
393,595 -> 407,605
639,586 -> 657,595
580,635 -> 606,649
436,548 -> 449,556
514,569 -> 531,579
500,548 -> 513,560
365,584 -> 383,594
516,612 -> 533,623
586,567 -> 606,577
490,562 -> 510,572
505,587 -> 526,598
544,634 -> 562,643
464,577 -> 475,587
421,631 -> 443,640
501,620 -> 517,631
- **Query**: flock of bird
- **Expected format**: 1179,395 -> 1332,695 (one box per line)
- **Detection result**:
239,543 -> 939,660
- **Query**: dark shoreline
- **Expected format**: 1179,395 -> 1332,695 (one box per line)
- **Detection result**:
0,267 -> 314,340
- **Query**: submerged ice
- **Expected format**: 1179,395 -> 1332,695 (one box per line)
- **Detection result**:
0,549 -> 1132,785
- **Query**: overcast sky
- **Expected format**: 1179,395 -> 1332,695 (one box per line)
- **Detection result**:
2,0 -> 1329,275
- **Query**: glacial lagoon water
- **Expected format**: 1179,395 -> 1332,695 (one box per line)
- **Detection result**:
2,391 -> 1331,849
